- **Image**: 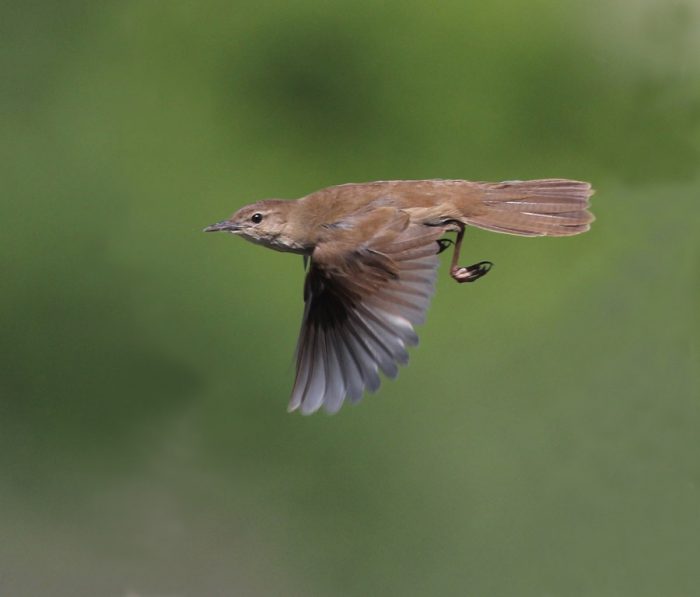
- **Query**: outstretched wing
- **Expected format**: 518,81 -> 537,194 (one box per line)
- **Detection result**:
289,209 -> 443,414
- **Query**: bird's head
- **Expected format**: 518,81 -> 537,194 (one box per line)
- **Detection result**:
204,199 -> 304,253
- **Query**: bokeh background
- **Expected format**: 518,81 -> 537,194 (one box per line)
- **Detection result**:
2,0 -> 699,595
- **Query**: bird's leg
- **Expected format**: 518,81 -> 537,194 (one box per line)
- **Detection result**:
449,223 -> 493,284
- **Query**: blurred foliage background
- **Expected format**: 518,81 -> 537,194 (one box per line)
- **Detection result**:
2,0 -> 699,595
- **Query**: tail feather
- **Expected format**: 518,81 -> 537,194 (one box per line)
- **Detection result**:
466,179 -> 594,237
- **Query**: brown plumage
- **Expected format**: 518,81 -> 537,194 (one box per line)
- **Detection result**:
205,178 -> 594,414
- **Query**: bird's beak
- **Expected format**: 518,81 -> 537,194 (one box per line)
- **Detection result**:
203,220 -> 239,233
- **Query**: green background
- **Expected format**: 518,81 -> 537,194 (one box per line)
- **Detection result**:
2,0 -> 699,595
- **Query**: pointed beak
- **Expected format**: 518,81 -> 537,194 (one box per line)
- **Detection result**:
203,220 -> 239,233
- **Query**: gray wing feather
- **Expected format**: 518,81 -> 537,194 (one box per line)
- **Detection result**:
289,218 -> 442,414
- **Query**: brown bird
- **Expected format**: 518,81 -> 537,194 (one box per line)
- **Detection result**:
205,178 -> 594,414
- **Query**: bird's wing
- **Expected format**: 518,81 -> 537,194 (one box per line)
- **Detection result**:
289,208 -> 444,415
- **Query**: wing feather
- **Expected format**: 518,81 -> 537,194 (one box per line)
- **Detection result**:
289,210 -> 443,414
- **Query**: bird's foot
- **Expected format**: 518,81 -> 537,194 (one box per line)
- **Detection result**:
450,261 -> 493,283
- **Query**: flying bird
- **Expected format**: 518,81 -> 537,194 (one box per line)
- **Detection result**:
205,178 -> 594,414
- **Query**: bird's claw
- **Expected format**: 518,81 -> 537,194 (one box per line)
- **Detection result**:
436,238 -> 454,254
451,261 -> 493,283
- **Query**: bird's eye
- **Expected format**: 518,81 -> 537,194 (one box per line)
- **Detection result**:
251,213 -> 263,224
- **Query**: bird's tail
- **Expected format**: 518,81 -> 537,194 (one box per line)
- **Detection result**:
464,179 -> 594,237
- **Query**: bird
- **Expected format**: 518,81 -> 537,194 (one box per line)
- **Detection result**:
205,178 -> 594,415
